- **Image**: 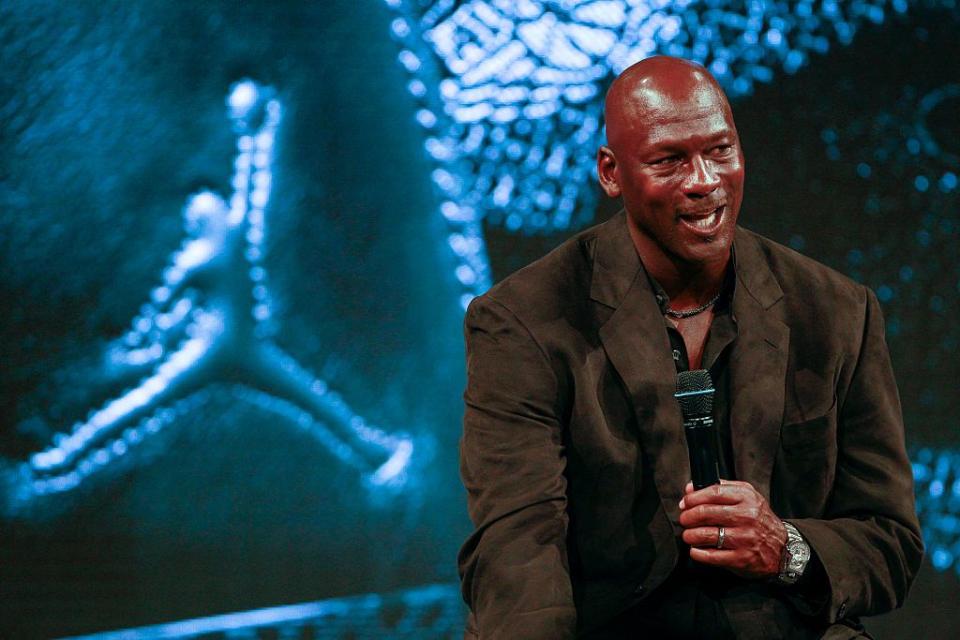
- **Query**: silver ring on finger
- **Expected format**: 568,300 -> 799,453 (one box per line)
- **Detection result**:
716,526 -> 725,550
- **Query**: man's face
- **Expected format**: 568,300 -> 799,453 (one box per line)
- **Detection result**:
598,83 -> 744,267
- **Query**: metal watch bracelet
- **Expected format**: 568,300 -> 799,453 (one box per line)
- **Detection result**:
778,521 -> 812,585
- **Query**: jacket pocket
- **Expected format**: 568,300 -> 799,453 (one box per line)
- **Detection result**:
774,406 -> 838,516
781,403 -> 837,454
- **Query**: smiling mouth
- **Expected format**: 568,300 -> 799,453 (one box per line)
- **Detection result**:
679,205 -> 725,234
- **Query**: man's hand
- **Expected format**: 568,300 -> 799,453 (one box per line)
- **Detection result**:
678,479 -> 787,579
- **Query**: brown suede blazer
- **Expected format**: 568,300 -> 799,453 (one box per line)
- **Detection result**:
458,212 -> 922,639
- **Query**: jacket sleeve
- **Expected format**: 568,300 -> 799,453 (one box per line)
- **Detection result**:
788,286 -> 924,622
457,294 -> 576,640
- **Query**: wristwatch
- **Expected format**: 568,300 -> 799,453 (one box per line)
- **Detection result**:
778,522 -> 811,585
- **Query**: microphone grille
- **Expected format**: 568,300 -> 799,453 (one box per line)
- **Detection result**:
675,369 -> 715,416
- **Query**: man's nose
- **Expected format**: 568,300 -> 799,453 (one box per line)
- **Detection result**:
683,155 -> 721,197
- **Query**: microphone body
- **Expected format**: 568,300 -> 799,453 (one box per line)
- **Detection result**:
675,370 -> 720,490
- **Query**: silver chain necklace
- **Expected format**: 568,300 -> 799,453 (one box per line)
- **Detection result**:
664,290 -> 722,319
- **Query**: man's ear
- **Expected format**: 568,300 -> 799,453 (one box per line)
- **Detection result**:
597,146 -> 621,198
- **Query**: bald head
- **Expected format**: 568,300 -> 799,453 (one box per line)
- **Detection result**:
596,55 -> 745,271
604,56 -> 734,151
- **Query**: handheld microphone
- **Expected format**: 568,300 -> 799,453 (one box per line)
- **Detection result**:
675,369 -> 720,490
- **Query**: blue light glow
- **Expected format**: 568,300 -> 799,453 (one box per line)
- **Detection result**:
7,80 -> 415,518
913,447 -> 960,575
64,584 -> 464,640
227,79 -> 259,119
941,171 -> 958,191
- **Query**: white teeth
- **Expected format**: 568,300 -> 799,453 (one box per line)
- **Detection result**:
688,209 -> 720,230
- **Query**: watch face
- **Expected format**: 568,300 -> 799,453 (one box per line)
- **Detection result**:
789,541 -> 811,566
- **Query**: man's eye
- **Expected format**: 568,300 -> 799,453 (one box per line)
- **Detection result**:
652,155 -> 679,165
712,145 -> 733,154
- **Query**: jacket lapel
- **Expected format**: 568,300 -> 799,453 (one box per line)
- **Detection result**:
728,228 -> 790,499
593,213 -> 690,530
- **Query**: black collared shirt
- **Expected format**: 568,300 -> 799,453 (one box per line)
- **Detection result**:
650,270 -> 738,483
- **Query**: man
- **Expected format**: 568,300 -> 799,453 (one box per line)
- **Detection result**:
458,56 -> 922,639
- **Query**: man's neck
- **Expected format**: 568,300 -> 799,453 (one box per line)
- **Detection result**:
629,227 -> 731,309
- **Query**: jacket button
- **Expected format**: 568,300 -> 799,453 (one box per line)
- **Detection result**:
633,584 -> 645,596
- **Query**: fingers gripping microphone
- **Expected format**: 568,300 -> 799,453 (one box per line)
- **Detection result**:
675,369 -> 720,490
